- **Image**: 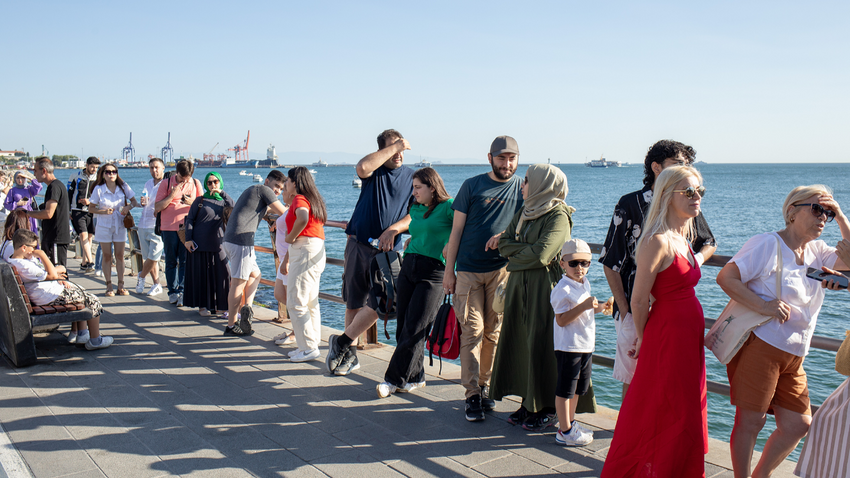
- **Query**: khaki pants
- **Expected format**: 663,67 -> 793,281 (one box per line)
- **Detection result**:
455,268 -> 508,399
287,236 -> 326,352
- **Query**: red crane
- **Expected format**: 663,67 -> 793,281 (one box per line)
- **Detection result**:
228,131 -> 250,163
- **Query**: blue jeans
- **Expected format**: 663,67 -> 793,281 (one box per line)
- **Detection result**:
95,244 -> 103,271
162,230 -> 186,295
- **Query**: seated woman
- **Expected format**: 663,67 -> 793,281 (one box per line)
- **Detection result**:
6,229 -> 111,350
1,210 -> 31,262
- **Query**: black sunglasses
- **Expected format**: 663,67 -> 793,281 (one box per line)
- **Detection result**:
567,260 -> 591,268
673,186 -> 705,199
104,170 -> 118,175
794,203 -> 836,222
207,179 -> 220,185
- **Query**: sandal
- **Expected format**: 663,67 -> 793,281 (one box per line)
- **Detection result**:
117,281 -> 129,296
105,281 -> 115,297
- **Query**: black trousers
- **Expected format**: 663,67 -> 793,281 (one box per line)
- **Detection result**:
43,241 -> 68,268
384,253 -> 446,387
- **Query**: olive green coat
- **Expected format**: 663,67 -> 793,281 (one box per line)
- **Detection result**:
491,203 -> 582,413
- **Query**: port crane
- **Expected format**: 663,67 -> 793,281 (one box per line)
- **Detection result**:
228,131 -> 250,164
161,133 -> 174,164
202,142 -> 219,164
122,133 -> 135,163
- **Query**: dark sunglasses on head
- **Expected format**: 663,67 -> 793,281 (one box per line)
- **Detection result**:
794,203 -> 836,222
104,170 -> 118,175
567,260 -> 591,268
672,186 -> 705,199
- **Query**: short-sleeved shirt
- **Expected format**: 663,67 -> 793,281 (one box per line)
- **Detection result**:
139,178 -> 163,230
551,275 -> 596,353
598,184 -> 716,318
154,175 -> 204,232
90,184 -> 135,229
730,232 -> 837,357
223,184 -> 279,246
41,179 -> 71,245
345,165 -> 414,250
285,194 -> 325,240
406,199 -> 454,264
453,173 -> 523,273
7,257 -> 64,305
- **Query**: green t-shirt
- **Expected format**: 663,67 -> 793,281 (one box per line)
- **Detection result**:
405,198 -> 454,264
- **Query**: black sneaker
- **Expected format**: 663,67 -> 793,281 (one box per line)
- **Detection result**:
223,324 -> 253,336
522,412 -> 557,432
239,305 -> 253,334
79,262 -> 89,270
480,385 -> 495,411
326,334 -> 349,374
507,406 -> 530,426
334,348 -> 360,376
465,395 -> 485,422
85,264 -> 95,273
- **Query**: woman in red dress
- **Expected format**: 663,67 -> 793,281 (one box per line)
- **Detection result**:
602,165 -> 709,477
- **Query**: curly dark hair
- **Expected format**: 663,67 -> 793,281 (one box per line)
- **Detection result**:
642,140 -> 696,188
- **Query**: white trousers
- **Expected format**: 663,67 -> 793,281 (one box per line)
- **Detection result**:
286,236 -> 326,352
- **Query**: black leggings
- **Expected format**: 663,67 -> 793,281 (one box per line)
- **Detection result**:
384,254 -> 446,387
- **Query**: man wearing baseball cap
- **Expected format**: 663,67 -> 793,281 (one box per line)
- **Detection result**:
443,135 -> 524,422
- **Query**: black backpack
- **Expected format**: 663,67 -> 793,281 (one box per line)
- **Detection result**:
368,251 -> 403,339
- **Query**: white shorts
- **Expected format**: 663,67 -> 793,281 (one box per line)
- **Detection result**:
276,270 -> 288,285
613,311 -> 638,384
223,242 -> 260,280
94,223 -> 127,243
138,228 -> 163,261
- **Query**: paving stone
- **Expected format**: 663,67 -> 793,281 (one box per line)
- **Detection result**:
130,418 -> 208,456
310,448 -> 406,478
388,455 -> 489,478
473,452 -> 562,477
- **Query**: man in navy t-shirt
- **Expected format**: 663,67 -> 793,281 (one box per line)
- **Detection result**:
443,136 -> 523,422
327,129 -> 415,376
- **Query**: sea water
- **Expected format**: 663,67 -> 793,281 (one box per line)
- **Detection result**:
52,162 -> 850,460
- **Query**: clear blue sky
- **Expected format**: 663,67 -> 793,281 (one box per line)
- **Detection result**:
2,1 -> 848,163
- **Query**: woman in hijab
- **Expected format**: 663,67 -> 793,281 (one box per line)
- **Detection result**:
183,172 -> 235,316
491,164 -> 574,430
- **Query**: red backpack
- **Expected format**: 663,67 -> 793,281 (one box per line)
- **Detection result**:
427,295 -> 461,373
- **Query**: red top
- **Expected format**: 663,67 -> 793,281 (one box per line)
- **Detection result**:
285,194 -> 325,240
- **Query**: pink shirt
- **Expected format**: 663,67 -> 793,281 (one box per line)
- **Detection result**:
154,175 -> 203,231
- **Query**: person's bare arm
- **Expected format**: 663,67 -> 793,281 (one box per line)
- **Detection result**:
442,211 -> 467,294
267,200 -> 287,216
285,208 -> 309,244
377,215 -> 411,251
32,250 -> 61,280
629,234 -> 670,359
27,200 -> 58,220
696,244 -> 717,266
555,296 -> 598,327
355,138 -> 411,179
716,262 -> 790,322
603,265 -> 629,317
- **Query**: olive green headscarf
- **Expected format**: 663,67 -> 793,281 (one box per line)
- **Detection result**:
515,164 -> 574,237
203,171 -> 224,201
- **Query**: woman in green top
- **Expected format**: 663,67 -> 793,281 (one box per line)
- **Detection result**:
377,168 -> 454,398
491,164 -> 574,430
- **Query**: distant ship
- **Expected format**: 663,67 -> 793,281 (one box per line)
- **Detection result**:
585,155 -> 621,168
256,144 -> 280,168
312,158 -> 329,168
413,158 -> 431,168
352,177 -> 362,188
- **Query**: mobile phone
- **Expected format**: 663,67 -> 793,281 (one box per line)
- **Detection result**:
806,267 -> 849,289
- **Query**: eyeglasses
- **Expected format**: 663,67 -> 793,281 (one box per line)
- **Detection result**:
567,260 -> 591,268
794,203 -> 836,222
673,186 -> 705,199
104,170 -> 118,175
24,243 -> 37,250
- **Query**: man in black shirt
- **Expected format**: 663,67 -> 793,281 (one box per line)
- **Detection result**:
28,156 -> 71,267
599,140 -> 716,398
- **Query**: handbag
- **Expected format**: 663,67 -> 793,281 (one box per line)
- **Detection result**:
427,295 -> 461,374
705,234 -> 783,365
122,186 -> 135,229
492,273 -> 509,314
836,330 -> 850,376
177,222 -> 187,244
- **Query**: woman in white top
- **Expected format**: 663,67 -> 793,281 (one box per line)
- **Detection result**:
717,184 -> 850,478
89,164 -> 140,297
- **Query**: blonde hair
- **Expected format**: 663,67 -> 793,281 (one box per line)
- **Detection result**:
782,184 -> 832,226
635,165 -> 702,261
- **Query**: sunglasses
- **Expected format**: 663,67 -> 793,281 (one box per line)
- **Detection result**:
207,179 -> 220,185
104,170 -> 118,175
567,260 -> 591,268
673,186 -> 705,199
794,203 -> 836,222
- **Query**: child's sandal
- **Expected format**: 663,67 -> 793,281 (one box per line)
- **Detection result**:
116,281 -> 129,296
105,281 -> 115,297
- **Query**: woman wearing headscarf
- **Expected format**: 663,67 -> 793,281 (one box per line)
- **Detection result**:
491,164 -> 574,430
183,172 -> 235,316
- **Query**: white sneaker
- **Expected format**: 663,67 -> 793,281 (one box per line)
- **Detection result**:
288,349 -> 304,358
376,382 -> 398,398
168,293 -> 178,304
274,333 -> 295,345
85,336 -> 114,351
290,349 -> 320,362
401,381 -> 426,393
148,284 -> 163,296
571,420 -> 593,436
95,270 -> 103,277
555,426 -> 593,447
74,330 -> 90,345
198,308 -> 211,317
176,294 -> 184,307
135,280 -> 146,294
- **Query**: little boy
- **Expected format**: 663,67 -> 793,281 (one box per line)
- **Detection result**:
550,238 -> 606,446
7,229 -> 112,350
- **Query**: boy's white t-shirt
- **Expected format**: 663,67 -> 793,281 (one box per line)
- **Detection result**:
550,275 -> 595,353
7,257 -> 64,305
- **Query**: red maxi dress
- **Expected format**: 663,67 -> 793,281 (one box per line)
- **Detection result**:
601,251 -> 708,478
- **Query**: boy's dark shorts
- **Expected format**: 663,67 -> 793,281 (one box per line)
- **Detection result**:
342,237 -> 379,310
555,351 -> 592,399
71,211 -> 94,235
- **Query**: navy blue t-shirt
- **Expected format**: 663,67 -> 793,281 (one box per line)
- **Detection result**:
346,165 -> 415,250
453,173 -> 523,273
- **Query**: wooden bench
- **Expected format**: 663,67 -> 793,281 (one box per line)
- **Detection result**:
0,263 -> 93,367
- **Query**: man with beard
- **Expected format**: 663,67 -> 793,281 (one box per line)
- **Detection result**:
443,135 -> 524,422
325,129 -> 414,376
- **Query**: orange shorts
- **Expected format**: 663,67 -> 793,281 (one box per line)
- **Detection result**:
726,334 -> 811,415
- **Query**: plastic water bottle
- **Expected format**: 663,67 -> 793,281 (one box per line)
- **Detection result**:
141,189 -> 148,206
368,237 -> 380,248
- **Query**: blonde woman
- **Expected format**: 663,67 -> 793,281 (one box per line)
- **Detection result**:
602,166 -> 708,477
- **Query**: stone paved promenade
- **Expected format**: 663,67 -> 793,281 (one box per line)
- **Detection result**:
0,261 -> 797,477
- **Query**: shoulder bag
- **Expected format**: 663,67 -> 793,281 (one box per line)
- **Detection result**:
122,185 -> 135,230
836,330 -> 850,376
705,234 -> 783,365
